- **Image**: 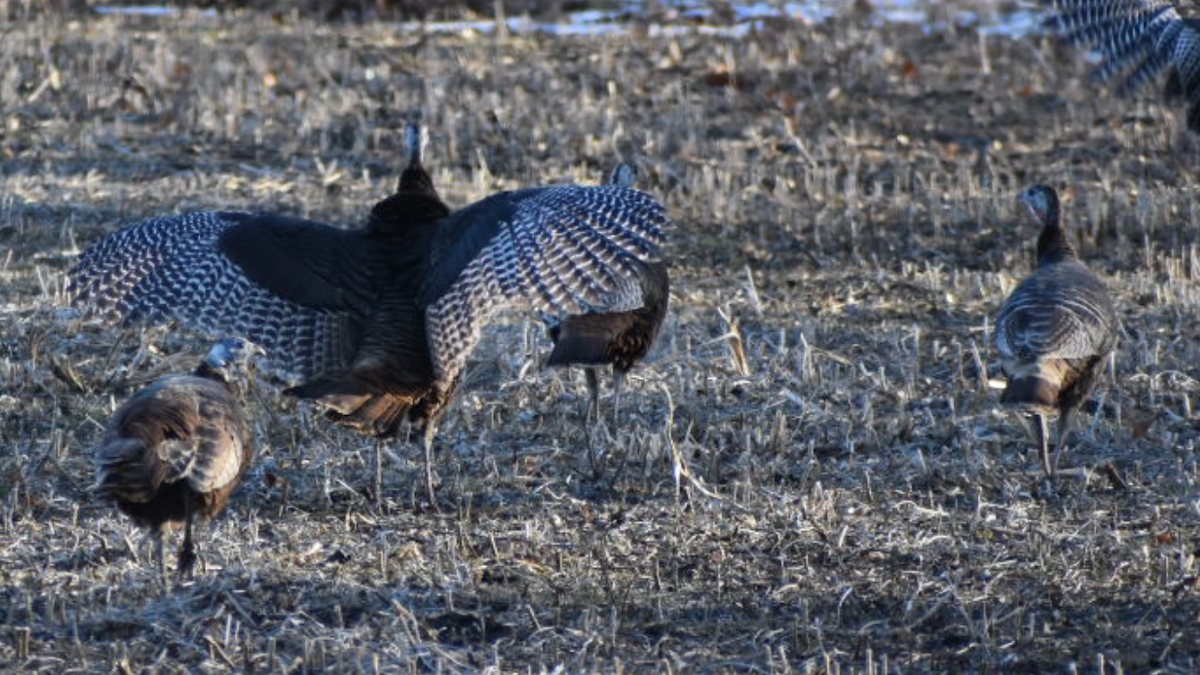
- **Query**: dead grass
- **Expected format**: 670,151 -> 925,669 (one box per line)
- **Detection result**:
3,3 -> 1200,673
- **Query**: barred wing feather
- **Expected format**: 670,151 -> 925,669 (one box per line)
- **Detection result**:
423,185 -> 669,383
1041,0 -> 1200,129
70,212 -> 362,381
996,262 -> 1117,360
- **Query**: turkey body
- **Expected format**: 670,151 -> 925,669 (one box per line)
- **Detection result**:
546,259 -> 670,375
1038,0 -> 1200,131
995,185 -> 1119,476
93,340 -> 256,576
70,129 -> 670,502
543,162 -> 671,425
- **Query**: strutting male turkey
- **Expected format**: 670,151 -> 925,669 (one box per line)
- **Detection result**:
71,122 -> 671,504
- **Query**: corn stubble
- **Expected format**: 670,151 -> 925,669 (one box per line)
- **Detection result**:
2,4 -> 1200,674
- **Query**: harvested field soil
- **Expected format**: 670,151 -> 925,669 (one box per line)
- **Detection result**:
3,2 -> 1200,673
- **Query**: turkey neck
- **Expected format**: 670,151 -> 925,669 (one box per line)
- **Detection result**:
368,185 -> 451,235
1034,207 -> 1077,267
399,161 -> 436,195
191,361 -> 234,391
641,260 -> 670,308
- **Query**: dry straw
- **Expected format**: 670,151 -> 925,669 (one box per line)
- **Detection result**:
2,3 -> 1200,673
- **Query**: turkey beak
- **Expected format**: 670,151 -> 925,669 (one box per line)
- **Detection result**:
1020,195 -> 1041,224
243,343 -> 265,390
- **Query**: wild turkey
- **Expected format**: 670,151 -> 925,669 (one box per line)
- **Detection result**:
543,162 -> 670,427
995,185 -> 1119,477
1037,0 -> 1200,132
70,123 -> 670,504
92,338 -> 260,577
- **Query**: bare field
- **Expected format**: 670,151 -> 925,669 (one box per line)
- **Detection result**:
3,5 -> 1200,673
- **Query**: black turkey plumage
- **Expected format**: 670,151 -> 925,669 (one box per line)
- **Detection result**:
1037,0 -> 1200,132
70,122 -> 670,504
544,162 -> 671,427
93,338 -> 260,577
995,185 -> 1119,477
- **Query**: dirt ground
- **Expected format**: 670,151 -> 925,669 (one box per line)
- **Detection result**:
8,0 -> 595,21
3,2 -> 1200,673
